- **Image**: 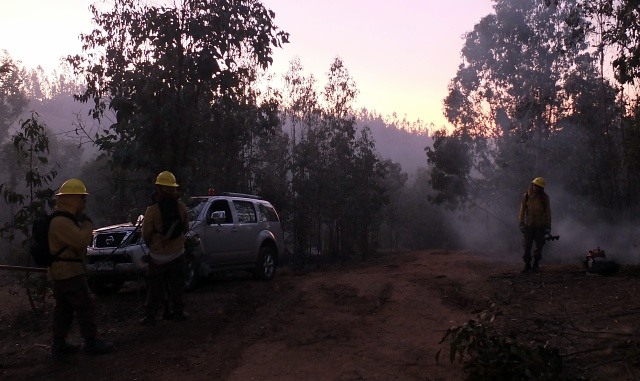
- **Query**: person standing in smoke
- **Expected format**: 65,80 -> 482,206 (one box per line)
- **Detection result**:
140,171 -> 190,325
518,177 -> 552,273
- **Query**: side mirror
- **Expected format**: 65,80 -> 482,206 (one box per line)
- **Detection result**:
210,210 -> 226,224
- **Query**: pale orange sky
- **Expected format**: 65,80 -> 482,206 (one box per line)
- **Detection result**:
1,0 -> 494,129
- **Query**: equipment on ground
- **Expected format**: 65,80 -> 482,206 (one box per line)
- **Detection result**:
583,247 -> 619,276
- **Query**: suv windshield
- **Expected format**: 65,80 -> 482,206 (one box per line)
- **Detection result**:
187,197 -> 208,221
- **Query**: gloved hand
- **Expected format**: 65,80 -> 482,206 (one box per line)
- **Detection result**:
519,222 -> 526,233
544,226 -> 551,235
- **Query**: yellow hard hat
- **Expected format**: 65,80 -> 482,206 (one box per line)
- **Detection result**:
155,171 -> 179,187
532,177 -> 546,188
56,178 -> 89,195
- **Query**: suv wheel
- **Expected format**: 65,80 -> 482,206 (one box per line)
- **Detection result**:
88,279 -> 124,296
183,254 -> 200,291
254,246 -> 276,281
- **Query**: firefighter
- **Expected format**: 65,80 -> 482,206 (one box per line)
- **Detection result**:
49,178 -> 114,359
518,177 -> 552,273
140,171 -> 190,326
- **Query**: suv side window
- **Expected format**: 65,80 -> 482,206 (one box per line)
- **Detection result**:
258,203 -> 280,222
233,200 -> 257,224
207,200 -> 233,224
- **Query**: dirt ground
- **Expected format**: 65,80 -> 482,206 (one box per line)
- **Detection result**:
1,250 -> 640,381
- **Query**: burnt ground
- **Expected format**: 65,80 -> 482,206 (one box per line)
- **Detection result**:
1,250 -> 640,380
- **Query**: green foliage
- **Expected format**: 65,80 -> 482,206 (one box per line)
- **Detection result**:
285,57 -> 387,262
0,51 -> 29,143
425,130 -> 472,210
432,0 -> 640,223
0,114 -> 58,242
68,0 -> 289,199
602,0 -> 640,84
0,114 -> 59,313
15,272 -> 53,315
436,306 -> 564,381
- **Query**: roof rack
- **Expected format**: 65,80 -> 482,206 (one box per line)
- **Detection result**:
217,192 -> 263,200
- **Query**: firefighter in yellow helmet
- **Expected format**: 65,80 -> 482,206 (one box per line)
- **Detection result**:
49,179 -> 113,359
518,177 -> 552,273
140,171 -> 190,325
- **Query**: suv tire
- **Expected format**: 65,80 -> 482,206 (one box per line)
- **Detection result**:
254,246 -> 276,281
183,254 -> 200,291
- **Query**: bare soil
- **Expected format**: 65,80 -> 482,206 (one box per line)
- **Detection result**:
1,250 -> 640,381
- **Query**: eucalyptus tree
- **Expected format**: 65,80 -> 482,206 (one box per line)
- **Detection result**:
599,0 -> 640,217
280,59 -> 320,263
0,52 -> 29,144
284,57 -> 387,261
604,0 -> 640,86
68,0 -> 289,199
0,53 -> 30,238
282,57 -> 321,144
376,159 -> 408,250
435,0 -> 599,209
319,57 -> 359,257
242,95 -> 291,208
346,125 -> 387,260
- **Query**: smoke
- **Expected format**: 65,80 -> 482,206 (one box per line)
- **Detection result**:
546,187 -> 640,265
444,183 -> 640,267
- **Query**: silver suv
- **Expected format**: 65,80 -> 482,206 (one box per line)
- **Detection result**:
85,193 -> 285,295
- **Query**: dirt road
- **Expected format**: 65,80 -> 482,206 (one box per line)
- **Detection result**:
1,250 -> 639,380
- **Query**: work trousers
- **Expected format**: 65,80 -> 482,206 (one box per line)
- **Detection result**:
144,255 -> 185,318
52,274 -> 97,339
522,226 -> 546,264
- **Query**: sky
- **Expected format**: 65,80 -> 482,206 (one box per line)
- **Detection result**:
0,0 -> 494,129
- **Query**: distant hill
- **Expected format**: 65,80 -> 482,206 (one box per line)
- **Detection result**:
355,111 -> 433,178
23,94 -> 433,178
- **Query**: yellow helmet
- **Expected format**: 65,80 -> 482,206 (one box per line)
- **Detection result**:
532,177 -> 546,188
155,171 -> 179,187
56,178 -> 89,195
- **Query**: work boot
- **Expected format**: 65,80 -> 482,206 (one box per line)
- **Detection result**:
532,261 -> 540,273
140,316 -> 157,326
521,263 -> 532,273
83,338 -> 114,355
51,338 -> 80,358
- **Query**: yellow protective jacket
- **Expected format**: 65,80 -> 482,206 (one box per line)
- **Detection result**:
518,188 -> 551,228
142,199 -> 189,256
47,198 -> 94,280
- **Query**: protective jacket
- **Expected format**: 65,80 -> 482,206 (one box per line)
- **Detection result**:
142,197 -> 189,257
518,188 -> 551,228
47,197 -> 93,280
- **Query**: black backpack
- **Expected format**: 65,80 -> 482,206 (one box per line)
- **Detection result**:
156,198 -> 185,240
30,211 -> 83,267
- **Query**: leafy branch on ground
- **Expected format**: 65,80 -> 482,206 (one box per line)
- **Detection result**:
436,303 -> 568,381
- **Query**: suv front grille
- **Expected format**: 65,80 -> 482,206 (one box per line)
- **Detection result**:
94,232 -> 127,248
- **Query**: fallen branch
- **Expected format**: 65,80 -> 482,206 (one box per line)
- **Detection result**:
0,264 -> 47,273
